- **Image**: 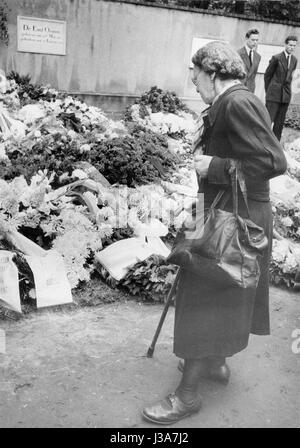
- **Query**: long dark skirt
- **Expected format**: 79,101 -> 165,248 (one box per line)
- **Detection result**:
173,199 -> 273,359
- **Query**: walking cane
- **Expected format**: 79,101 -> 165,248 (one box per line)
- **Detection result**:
146,268 -> 181,358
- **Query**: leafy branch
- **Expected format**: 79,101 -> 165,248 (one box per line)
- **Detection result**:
0,1 -> 9,46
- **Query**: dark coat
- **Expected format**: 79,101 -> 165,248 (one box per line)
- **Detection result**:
174,85 -> 287,360
237,46 -> 261,93
264,51 -> 297,103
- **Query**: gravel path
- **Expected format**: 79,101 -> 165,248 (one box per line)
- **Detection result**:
0,285 -> 299,428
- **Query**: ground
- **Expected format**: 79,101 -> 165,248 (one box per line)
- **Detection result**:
0,126 -> 299,429
0,284 -> 299,428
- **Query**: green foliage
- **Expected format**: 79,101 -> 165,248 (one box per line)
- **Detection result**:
246,0 -> 300,22
273,204 -> 300,242
124,86 -> 191,121
7,71 -> 58,105
88,126 -> 175,186
202,0 -> 241,13
133,0 -> 300,22
124,85 -> 194,128
176,1 -> 211,9
138,86 -> 190,114
285,105 -> 300,131
120,255 -> 178,302
0,1 -> 9,45
0,133 -> 86,186
101,227 -> 134,248
270,262 -> 295,288
0,125 -> 175,188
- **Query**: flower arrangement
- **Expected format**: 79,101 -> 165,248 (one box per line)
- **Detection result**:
273,203 -> 300,242
125,87 -> 197,142
2,72 -> 300,320
6,72 -> 61,106
137,86 -> 192,114
270,238 -> 300,287
98,254 -> 178,302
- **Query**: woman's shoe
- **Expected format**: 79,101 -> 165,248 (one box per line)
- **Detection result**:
209,363 -> 230,384
178,359 -> 230,385
142,393 -> 202,425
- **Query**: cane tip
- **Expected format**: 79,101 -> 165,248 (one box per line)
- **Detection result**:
146,348 -> 154,358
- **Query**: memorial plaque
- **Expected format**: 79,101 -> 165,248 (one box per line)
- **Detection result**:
17,16 -> 66,55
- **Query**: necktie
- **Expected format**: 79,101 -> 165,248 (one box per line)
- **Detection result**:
287,54 -> 290,69
249,50 -> 253,66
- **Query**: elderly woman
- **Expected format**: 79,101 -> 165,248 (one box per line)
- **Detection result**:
142,41 -> 287,425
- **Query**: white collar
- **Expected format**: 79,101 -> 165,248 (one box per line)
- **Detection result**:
284,50 -> 291,59
212,80 -> 241,104
245,45 -> 253,55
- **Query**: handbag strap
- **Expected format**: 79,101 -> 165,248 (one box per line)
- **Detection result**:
208,160 -> 250,218
230,160 -> 250,218
209,189 -> 226,210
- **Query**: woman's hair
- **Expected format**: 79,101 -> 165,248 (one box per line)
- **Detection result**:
192,41 -> 246,80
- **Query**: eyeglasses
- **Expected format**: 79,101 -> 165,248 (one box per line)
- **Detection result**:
191,74 -> 198,86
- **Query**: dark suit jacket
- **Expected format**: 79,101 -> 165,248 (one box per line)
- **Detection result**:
238,46 -> 261,93
264,51 -> 297,103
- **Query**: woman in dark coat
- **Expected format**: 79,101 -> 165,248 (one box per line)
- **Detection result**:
142,41 -> 287,425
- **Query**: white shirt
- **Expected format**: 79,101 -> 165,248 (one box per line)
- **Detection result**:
244,45 -> 253,57
245,45 -> 255,66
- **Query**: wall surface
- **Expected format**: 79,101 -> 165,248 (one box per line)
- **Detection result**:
1,0 -> 300,112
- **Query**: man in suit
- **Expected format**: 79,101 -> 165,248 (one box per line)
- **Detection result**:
238,28 -> 261,93
265,35 -> 298,141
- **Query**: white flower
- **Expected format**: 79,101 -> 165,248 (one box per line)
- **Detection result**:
74,100 -> 82,109
18,104 -> 45,124
128,208 -> 140,228
16,207 -> 42,228
29,288 -> 36,299
272,239 -> 290,264
9,120 -> 27,141
130,104 -> 144,121
0,142 -> 8,160
281,216 -> 294,227
94,133 -> 106,141
96,206 -> 116,227
71,169 -> 88,180
37,201 -> 51,215
97,206 -> 115,219
80,143 -> 91,153
46,99 -> 63,114
0,69 -> 8,94
63,96 -> 75,107
59,172 -> 71,183
287,137 -> 300,155
40,215 -> 62,237
0,211 -> 17,232
52,226 -> 103,288
282,251 -> 298,273
67,129 -> 77,140
80,116 -> 90,128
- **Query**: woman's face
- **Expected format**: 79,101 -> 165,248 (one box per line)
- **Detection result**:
192,65 -> 215,104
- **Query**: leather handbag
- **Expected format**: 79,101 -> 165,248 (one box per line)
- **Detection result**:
167,161 -> 268,289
